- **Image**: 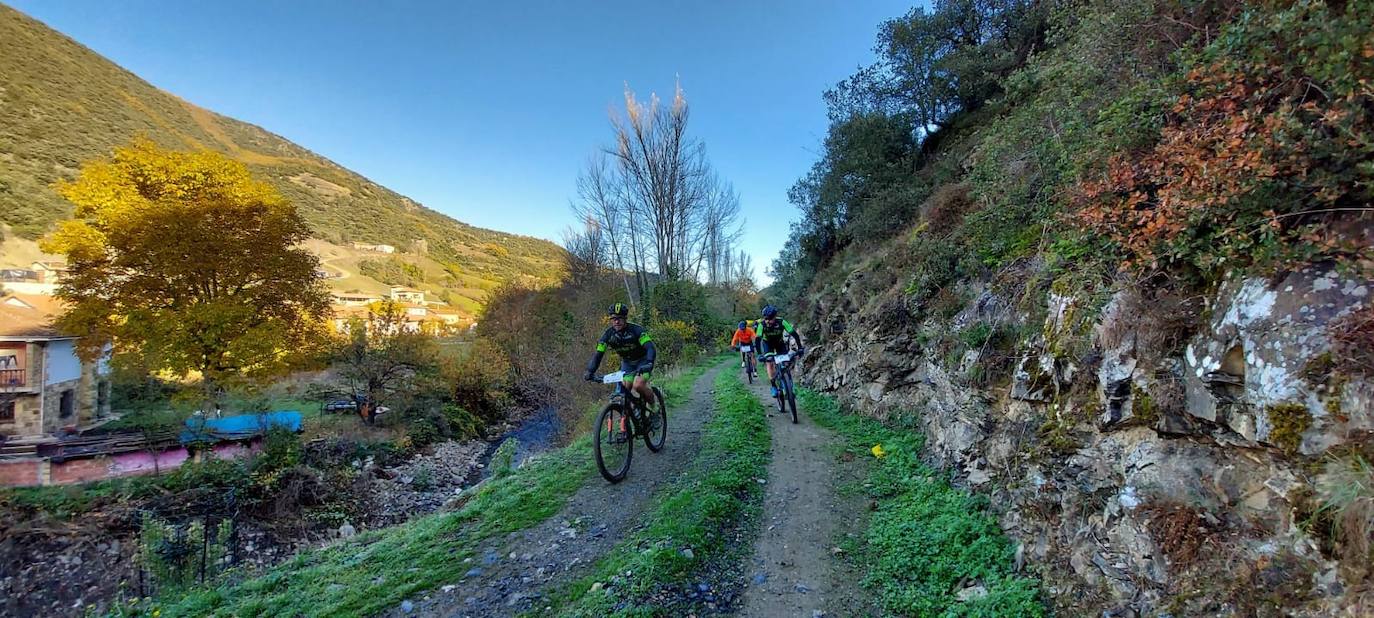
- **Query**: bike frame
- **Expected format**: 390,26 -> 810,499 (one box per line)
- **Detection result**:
601,371 -> 648,417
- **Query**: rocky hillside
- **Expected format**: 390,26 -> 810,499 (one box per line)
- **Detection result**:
0,4 -> 564,308
775,1 -> 1374,615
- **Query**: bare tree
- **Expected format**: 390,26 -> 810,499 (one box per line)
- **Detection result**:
700,176 -> 743,284
573,153 -> 648,302
733,249 -> 755,286
561,217 -> 608,287
571,80 -> 744,295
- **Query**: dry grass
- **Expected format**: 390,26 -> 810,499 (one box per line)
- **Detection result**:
1142,501 -> 1215,566
1331,304 -> 1374,378
1097,286 -> 1202,368
920,183 -> 975,236
1318,454 -> 1374,571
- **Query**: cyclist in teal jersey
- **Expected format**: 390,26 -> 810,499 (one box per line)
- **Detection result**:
753,304 -> 803,398
584,302 -> 658,407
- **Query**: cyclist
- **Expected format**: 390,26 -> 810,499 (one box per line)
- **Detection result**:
584,302 -> 657,408
753,305 -> 803,398
730,321 -> 756,368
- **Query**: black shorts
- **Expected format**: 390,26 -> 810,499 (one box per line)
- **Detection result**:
759,339 -> 789,358
619,358 -> 653,379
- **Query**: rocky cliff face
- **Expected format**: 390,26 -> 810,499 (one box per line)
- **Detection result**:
799,257 -> 1372,616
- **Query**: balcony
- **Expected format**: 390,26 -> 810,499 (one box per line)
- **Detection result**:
1,368 -> 26,389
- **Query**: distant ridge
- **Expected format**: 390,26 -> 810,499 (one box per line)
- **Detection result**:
0,4 -> 565,314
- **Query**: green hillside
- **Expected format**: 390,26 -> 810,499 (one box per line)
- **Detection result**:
0,4 -> 565,311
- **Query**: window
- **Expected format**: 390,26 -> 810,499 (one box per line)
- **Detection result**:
0,400 -> 14,422
60,390 -> 74,418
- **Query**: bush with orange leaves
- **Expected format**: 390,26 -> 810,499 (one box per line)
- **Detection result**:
1075,0 -> 1374,280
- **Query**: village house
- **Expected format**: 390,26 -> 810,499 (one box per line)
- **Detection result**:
0,268 -> 38,282
0,294 -> 111,439
350,242 -> 396,254
389,286 -> 425,303
431,308 -> 462,327
29,261 -> 68,283
329,292 -> 381,306
2,266 -> 59,295
329,300 -> 465,336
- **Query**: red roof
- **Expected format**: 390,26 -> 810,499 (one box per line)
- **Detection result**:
0,301 -> 63,338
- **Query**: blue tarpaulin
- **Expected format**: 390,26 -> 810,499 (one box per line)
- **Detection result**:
180,411 -> 303,444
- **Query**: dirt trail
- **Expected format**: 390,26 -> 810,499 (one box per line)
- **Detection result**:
737,366 -> 869,618
392,362 -> 725,618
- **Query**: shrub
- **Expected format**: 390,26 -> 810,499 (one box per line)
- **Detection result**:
138,514 -> 234,593
438,337 -> 514,424
490,438 -> 518,479
249,427 -> 304,489
1075,0 -> 1374,279
411,463 -> 435,491
648,318 -> 696,368
358,257 -> 428,288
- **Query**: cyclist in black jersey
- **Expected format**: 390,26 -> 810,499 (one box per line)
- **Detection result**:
753,304 -> 803,398
584,302 -> 658,407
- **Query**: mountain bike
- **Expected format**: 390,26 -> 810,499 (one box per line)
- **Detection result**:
591,371 -> 667,483
740,345 -> 757,384
766,350 -> 802,424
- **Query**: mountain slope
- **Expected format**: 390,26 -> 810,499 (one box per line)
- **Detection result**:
0,4 -> 564,311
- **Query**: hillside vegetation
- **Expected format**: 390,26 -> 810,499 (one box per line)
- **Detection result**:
769,1 -> 1374,613
772,0 -> 1372,306
0,5 -> 564,311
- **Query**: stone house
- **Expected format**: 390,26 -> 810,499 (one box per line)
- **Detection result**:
0,295 -> 111,438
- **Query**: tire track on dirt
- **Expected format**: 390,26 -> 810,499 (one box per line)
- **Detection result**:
392,361 -> 726,617
737,366 -> 869,618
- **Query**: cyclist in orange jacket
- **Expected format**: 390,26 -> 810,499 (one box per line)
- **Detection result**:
730,321 -> 756,369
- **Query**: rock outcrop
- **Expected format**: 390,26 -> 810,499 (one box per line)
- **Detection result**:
799,262 -> 1371,616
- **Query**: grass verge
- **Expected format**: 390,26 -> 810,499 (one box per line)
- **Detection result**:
547,368 -> 770,617
146,360 -> 716,617
800,388 -> 1045,617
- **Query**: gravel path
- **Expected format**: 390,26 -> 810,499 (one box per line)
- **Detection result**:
737,367 -> 869,618
390,362 -> 725,617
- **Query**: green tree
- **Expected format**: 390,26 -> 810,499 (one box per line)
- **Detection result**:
44,139 -> 330,402
336,300 -> 438,424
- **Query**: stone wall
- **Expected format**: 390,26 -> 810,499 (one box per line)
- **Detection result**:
2,393 -> 44,436
40,378 -> 83,434
799,263 -> 1371,616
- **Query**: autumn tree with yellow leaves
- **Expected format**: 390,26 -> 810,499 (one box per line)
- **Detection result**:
44,139 -> 330,401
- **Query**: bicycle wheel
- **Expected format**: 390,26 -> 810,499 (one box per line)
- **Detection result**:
643,386 -> 667,452
745,358 -> 754,384
595,403 -> 633,483
784,372 -> 799,424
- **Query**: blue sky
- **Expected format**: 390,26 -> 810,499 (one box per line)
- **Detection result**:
11,0 -> 913,284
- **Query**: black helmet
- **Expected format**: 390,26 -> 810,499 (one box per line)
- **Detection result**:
762,305 -> 778,318
608,302 -> 629,317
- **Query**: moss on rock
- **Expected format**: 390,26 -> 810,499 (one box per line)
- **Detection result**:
1266,402 -> 1312,455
